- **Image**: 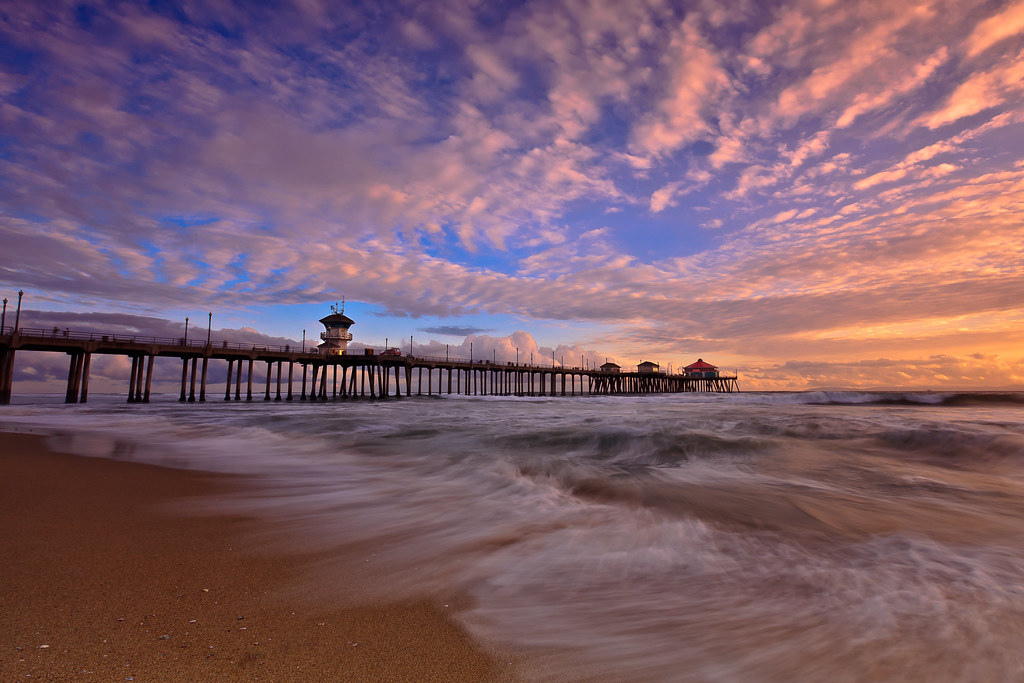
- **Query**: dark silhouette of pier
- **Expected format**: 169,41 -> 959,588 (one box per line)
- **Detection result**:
0,325 -> 739,404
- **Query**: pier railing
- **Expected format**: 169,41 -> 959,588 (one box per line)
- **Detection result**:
393,353 -> 571,369
5,327 -> 316,353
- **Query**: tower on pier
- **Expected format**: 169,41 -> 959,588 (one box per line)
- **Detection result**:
318,302 -> 354,356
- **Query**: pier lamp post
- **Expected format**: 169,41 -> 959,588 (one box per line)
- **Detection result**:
530,351 -> 533,366
516,347 -> 519,365
470,342 -> 473,363
206,312 -> 212,346
410,335 -> 413,356
302,329 -> 306,352
446,344 -> 449,362
184,316 -> 189,346
1,297 -> 6,332
385,337 -> 388,352
14,290 -> 24,332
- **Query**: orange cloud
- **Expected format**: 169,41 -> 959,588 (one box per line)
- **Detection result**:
921,54 -> 1024,129
965,0 -> 1024,57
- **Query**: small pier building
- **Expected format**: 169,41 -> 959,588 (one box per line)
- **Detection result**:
684,359 -> 719,378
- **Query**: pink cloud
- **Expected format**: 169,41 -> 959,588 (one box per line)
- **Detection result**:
965,0 -> 1024,57
630,20 -> 730,156
834,48 -> 948,129
920,55 -> 1024,129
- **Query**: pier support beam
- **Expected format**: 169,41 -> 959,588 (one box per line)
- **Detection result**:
188,357 -> 198,402
141,355 -> 153,403
126,356 -> 137,403
65,352 -> 83,403
246,358 -> 254,401
199,357 -> 208,402
264,360 -> 272,401
308,364 -> 318,400
225,360 -> 234,401
178,357 -> 188,402
79,352 -> 91,403
276,360 -> 283,401
0,348 -> 14,405
136,355 -> 147,402
287,362 -> 294,400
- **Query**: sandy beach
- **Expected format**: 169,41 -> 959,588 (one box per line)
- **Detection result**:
0,431 -> 512,681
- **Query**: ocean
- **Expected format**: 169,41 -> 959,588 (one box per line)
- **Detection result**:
4,391 -> 1024,681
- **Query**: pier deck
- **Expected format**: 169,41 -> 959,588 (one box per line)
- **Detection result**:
1,326 -> 739,404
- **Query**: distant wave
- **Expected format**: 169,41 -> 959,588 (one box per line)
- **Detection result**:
762,391 -> 1024,407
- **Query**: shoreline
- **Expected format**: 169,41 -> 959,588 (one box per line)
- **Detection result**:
0,430 -> 513,680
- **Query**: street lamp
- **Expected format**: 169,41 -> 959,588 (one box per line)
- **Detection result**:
14,290 -> 23,332
206,312 -> 212,346
1,297 -> 6,332
410,335 -> 413,356
184,316 -> 189,346
302,329 -> 306,352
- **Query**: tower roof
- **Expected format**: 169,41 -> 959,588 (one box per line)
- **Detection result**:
319,313 -> 354,327
684,358 -> 717,370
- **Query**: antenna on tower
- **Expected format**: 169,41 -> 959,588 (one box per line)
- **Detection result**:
341,296 -> 345,315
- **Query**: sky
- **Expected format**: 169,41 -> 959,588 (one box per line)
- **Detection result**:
2,0 -> 1024,391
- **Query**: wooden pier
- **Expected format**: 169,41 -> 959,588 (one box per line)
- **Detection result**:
0,325 -> 739,404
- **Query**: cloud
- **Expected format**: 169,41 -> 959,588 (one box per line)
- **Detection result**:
630,19 -> 730,156
419,325 -> 491,337
919,55 -> 1024,129
834,48 -> 948,129
965,0 -> 1024,57
650,185 -> 679,213
743,354 -> 1024,390
709,135 -> 746,169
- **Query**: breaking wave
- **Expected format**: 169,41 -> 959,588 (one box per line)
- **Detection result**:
4,391 -> 1024,680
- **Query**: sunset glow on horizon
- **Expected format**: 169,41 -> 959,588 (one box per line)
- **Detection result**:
3,0 -> 1024,390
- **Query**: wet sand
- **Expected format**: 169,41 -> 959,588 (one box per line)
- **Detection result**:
0,431 -> 512,681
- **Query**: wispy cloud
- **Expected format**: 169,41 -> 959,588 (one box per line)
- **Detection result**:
419,325 -> 491,337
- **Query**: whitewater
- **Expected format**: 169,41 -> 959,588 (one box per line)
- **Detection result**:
4,391 -> 1024,681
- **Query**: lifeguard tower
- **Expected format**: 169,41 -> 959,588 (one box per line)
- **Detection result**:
318,302 -> 354,356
